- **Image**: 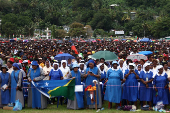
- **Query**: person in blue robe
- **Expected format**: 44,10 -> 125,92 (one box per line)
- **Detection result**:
27,61 -> 47,109
153,65 -> 169,107
67,63 -> 84,109
49,63 -> 63,80
122,63 -> 139,107
104,61 -> 123,109
139,63 -> 153,109
84,60 -> 102,109
11,63 -> 24,107
0,65 -> 10,106
49,63 -> 63,105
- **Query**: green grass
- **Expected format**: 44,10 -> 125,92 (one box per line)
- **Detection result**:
0,101 -> 160,113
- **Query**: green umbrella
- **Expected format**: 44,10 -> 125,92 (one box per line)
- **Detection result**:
91,51 -> 118,61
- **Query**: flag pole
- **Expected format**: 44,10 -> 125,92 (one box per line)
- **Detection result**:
95,82 -> 97,110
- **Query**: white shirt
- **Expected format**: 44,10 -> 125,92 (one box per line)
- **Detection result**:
8,67 -> 13,75
43,66 -> 53,80
59,67 -> 71,79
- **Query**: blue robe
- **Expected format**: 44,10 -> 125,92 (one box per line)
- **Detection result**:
71,70 -> 84,108
85,67 -> 99,105
153,73 -> 169,105
30,67 -> 42,108
49,69 -> 63,80
0,72 -> 10,104
100,71 -> 106,84
104,69 -> 123,103
139,71 -> 153,101
11,70 -> 20,103
122,69 -> 139,102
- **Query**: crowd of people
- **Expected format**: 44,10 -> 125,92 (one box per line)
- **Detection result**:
0,39 -> 170,110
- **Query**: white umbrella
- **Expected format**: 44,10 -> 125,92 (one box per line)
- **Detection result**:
127,54 -> 148,61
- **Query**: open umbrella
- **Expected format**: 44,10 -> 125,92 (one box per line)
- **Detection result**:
127,54 -> 148,61
114,39 -> 119,41
140,38 -> 152,42
92,40 -> 96,43
54,53 -> 75,60
91,51 -> 118,61
57,40 -> 63,43
138,51 -> 153,55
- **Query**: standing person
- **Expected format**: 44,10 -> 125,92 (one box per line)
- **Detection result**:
27,61 -> 47,109
152,59 -> 158,77
79,63 -> 86,82
122,63 -> 139,107
153,65 -> 169,107
59,60 -> 71,79
67,64 -> 84,109
98,63 -> 106,84
84,60 -> 102,109
104,61 -> 123,109
43,60 -> 53,80
49,63 -> 63,80
139,63 -> 153,109
0,65 -> 10,106
10,63 -> 24,107
49,63 -> 63,105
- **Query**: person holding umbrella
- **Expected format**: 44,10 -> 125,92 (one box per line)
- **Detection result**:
104,61 -> 123,109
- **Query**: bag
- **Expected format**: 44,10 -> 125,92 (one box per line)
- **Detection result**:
141,105 -> 149,111
13,99 -> 22,111
123,105 -> 132,111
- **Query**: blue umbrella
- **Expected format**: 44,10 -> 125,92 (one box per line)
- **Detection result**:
121,39 -> 127,41
140,38 -> 152,42
138,51 -> 153,55
54,53 -> 75,60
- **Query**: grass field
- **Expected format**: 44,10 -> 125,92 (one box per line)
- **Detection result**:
0,101 -> 160,113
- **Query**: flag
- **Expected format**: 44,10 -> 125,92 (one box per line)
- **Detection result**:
32,79 -> 75,100
71,44 -> 78,54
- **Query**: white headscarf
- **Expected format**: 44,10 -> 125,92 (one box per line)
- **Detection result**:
143,63 -> 150,73
79,63 -> 87,72
60,60 -> 68,68
97,63 -> 105,74
128,63 -> 136,70
53,63 -> 59,71
156,65 -> 165,76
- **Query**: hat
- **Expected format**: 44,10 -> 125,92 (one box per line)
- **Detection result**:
1,65 -> 8,71
22,60 -> 28,63
112,61 -> 118,65
72,63 -> 79,68
31,61 -> 39,66
10,58 -> 14,62
12,63 -> 20,70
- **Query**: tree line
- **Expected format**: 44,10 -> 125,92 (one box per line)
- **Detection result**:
0,0 -> 170,38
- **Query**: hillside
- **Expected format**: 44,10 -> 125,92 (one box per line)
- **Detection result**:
0,0 -> 170,38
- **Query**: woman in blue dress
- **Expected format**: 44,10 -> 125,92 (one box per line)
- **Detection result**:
84,60 -> 102,109
122,63 -> 139,107
104,61 -> 123,109
0,65 -> 10,106
67,63 -> 84,109
139,63 -> 153,109
49,63 -> 63,104
153,65 -> 169,107
11,63 -> 24,107
49,63 -> 63,80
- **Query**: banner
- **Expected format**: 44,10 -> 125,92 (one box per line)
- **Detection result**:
31,79 -> 75,100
